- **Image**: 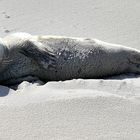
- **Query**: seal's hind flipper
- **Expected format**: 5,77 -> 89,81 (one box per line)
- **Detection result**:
19,40 -> 57,70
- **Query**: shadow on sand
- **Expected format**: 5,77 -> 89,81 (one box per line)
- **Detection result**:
0,85 -> 13,97
0,73 -> 140,97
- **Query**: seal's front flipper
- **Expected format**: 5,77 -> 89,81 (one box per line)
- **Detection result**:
19,40 -> 57,70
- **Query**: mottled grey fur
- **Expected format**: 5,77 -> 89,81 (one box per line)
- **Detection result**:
0,33 -> 140,86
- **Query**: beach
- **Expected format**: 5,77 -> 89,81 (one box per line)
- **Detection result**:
0,0 -> 140,139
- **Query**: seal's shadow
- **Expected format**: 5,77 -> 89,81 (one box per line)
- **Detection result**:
0,73 -> 140,97
0,85 -> 11,97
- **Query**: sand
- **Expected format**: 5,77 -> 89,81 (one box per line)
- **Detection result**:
0,0 -> 140,139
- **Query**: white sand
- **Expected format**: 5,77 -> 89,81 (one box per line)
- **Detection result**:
0,0 -> 140,139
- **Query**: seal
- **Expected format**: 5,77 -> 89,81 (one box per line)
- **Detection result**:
0,32 -> 140,86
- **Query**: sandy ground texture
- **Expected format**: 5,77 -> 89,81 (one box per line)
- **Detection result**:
0,0 -> 140,139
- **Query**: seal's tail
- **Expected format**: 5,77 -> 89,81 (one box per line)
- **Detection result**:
127,49 -> 140,74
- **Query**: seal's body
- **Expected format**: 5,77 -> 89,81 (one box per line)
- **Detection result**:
0,33 -> 140,86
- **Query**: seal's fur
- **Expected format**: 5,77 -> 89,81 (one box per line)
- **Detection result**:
0,32 -> 140,86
